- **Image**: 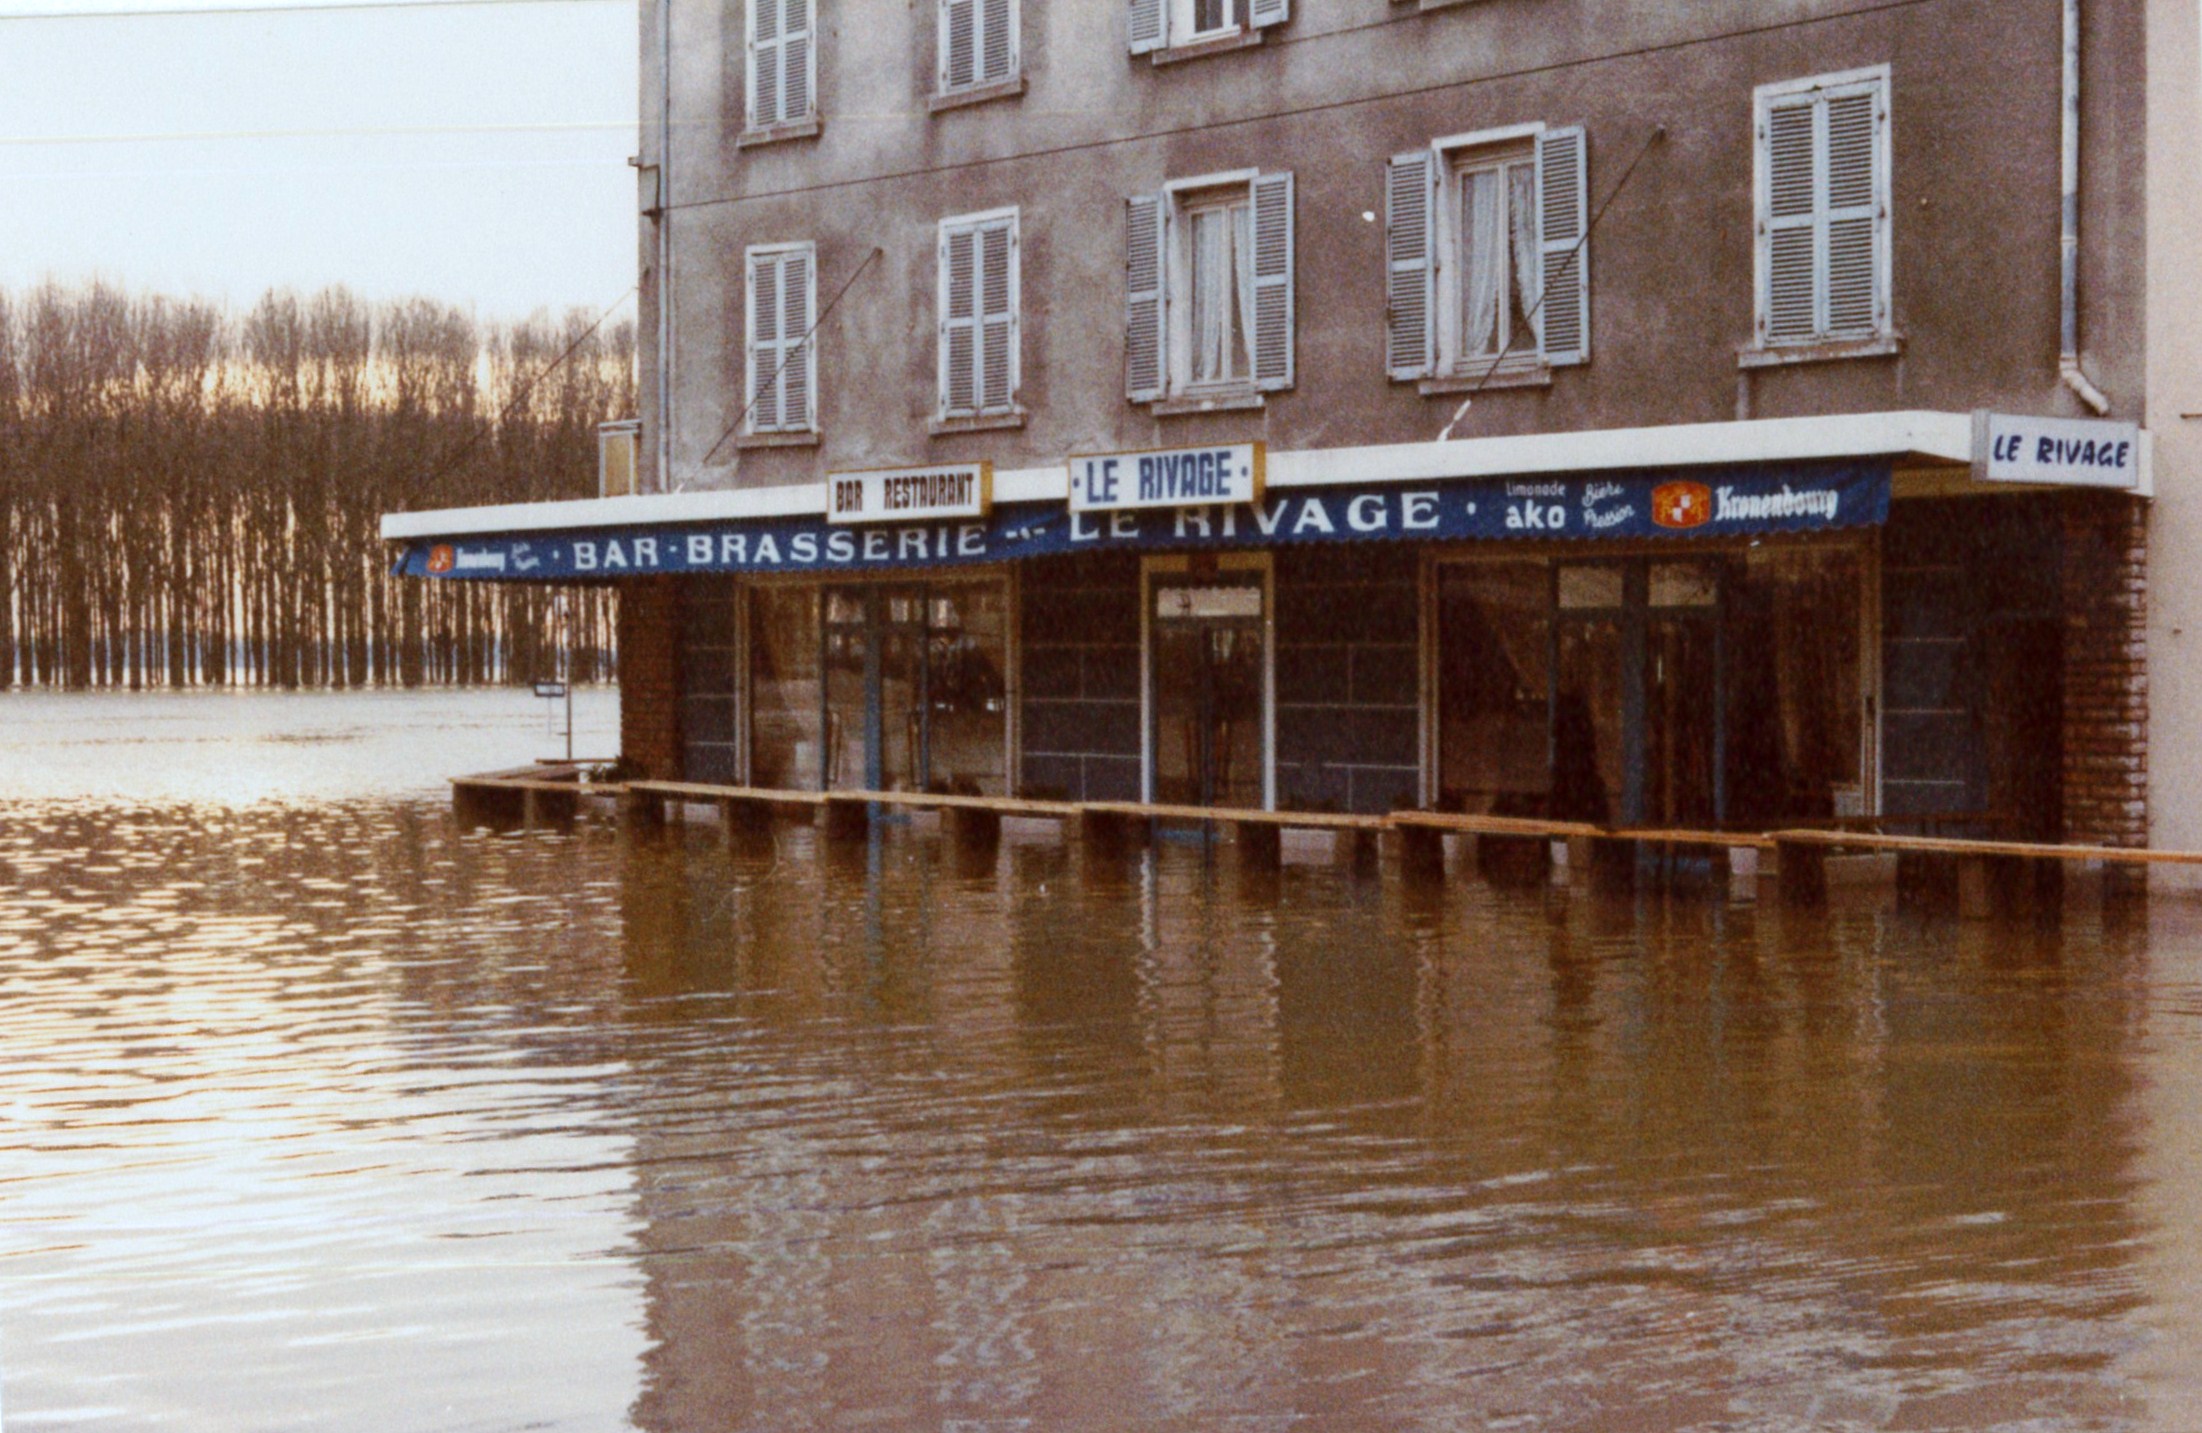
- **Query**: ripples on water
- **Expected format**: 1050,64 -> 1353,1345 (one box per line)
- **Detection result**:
5,696 -> 2202,1430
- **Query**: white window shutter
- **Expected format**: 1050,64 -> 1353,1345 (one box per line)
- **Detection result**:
1251,171 -> 1294,391
941,225 -> 978,416
980,220 -> 1016,410
783,0 -> 813,122
1250,0 -> 1290,28
747,253 -> 780,431
1384,151 -> 1435,381
1823,89 -> 1881,337
749,0 -> 781,129
1761,95 -> 1818,344
1538,125 -> 1589,366
942,0 -> 976,90
980,0 -> 1014,82
1125,194 -> 1166,402
784,248 -> 814,429
1129,0 -> 1165,55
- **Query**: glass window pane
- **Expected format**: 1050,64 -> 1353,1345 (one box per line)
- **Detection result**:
926,582 -> 1009,796
748,586 -> 821,790
1437,562 -> 1551,814
1650,563 -> 1718,608
1723,548 -> 1864,823
1459,167 -> 1502,359
1557,565 -> 1623,610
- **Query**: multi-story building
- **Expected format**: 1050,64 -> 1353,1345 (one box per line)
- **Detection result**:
384,0 -> 2202,879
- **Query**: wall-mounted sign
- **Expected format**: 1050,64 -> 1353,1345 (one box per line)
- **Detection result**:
1069,443 -> 1264,514
827,463 -> 991,524
397,464 -> 1889,582
1973,411 -> 2143,491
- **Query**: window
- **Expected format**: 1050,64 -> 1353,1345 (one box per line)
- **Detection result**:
745,243 -> 816,435
1386,124 -> 1588,384
1125,172 -> 1294,404
939,0 -> 1016,93
1128,0 -> 1287,55
1753,67 -> 1891,351
938,209 -> 1019,421
746,0 -> 814,134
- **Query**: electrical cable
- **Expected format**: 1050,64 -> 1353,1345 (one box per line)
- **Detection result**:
697,246 -> 881,469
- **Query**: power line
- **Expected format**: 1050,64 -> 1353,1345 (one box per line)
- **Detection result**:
0,0 -> 624,19
662,0 -> 1940,216
0,122 -> 631,146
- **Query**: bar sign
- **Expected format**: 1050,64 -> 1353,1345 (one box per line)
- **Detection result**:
1973,411 -> 2143,491
1069,443 -> 1265,514
827,463 -> 992,525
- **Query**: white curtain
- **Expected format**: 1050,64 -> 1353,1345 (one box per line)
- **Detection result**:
1461,169 -> 1501,357
1507,163 -> 1541,351
1194,209 -> 1228,383
1232,202 -> 1255,381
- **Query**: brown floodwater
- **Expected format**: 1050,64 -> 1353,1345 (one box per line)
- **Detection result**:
6,693 -> 2202,1430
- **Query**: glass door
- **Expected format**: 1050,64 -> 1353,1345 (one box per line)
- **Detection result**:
819,581 -> 1008,795
1644,563 -> 1721,828
1149,570 -> 1268,809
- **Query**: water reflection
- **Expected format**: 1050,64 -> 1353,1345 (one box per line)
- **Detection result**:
5,771 -> 2198,1429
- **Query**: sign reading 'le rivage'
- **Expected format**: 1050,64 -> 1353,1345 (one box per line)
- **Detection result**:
827,463 -> 992,524
1973,411 -> 2143,491
1070,443 -> 1265,514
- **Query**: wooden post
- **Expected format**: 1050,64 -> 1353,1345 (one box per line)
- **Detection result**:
1896,851 -> 1960,915
822,795 -> 870,843
944,805 -> 1001,854
1475,832 -> 1551,888
618,788 -> 665,833
721,796 -> 776,850
1336,827 -> 1381,877
1586,836 -> 1637,894
1234,820 -> 1282,873
1395,825 -> 1445,883
1774,838 -> 1828,907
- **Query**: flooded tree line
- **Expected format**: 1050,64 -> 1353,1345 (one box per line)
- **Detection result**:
0,282 -> 634,690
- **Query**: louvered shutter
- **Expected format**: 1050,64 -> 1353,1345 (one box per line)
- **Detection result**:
1823,88 -> 1881,337
782,246 -> 814,428
750,0 -> 782,129
980,0 -> 1014,82
1125,194 -> 1166,401
1537,126 -> 1589,366
979,220 -> 1016,410
1384,151 -> 1435,381
1760,95 -> 1818,344
748,253 -> 781,431
1250,0 -> 1290,28
941,225 -> 978,416
782,0 -> 813,122
1128,0 -> 1164,55
1251,171 -> 1294,391
942,0 -> 977,90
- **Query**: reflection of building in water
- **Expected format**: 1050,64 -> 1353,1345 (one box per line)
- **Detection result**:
383,0 -> 2202,878
613,832 -> 2146,1426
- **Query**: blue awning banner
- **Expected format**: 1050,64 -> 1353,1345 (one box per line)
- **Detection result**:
394,462 -> 1890,581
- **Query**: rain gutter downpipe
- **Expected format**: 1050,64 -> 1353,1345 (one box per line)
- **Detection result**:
2061,0 -> 2113,414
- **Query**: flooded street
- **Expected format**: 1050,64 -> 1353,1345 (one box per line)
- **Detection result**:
7,694 -> 2202,1429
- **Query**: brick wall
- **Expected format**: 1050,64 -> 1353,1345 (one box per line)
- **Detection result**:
2061,492 -> 2149,849
618,575 -> 684,780
1020,553 -> 1142,801
1274,545 -> 1421,815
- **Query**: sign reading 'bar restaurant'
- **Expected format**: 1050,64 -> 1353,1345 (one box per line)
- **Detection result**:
827,462 -> 992,524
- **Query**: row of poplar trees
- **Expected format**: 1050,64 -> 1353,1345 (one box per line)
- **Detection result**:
0,281 -> 635,690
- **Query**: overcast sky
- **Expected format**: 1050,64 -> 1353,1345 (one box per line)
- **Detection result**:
0,0 -> 637,322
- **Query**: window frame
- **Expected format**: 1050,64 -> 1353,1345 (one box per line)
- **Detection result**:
1163,169 -> 1257,400
1749,64 -> 1894,358
743,241 -> 819,438
936,0 -> 1019,97
936,206 -> 1022,423
1130,0 -> 1287,58
1434,125 -> 1545,380
745,0 -> 817,136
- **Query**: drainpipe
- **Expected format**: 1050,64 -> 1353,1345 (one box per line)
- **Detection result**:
2060,0 -> 2112,413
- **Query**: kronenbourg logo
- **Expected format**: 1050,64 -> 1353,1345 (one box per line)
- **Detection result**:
426,544 -> 456,573
1651,481 -> 1713,530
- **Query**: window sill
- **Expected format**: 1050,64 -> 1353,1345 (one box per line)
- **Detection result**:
735,116 -> 823,150
733,429 -> 821,450
929,409 -> 1027,436
1737,333 -> 1904,369
1419,363 -> 1553,395
1150,28 -> 1264,66
929,76 -> 1026,114
1152,389 -> 1265,416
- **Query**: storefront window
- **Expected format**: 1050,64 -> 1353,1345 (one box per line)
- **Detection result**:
1437,562 -> 1551,815
749,585 -> 822,790
926,585 -> 1009,795
1723,547 -> 1864,824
